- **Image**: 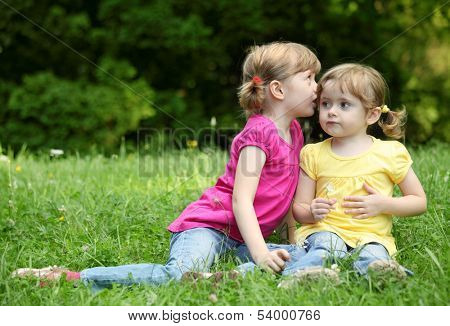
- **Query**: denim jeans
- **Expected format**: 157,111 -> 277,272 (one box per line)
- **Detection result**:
285,231 -> 413,276
80,227 -> 305,291
234,242 -> 307,275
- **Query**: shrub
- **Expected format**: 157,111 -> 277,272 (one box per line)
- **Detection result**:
1,70 -> 155,153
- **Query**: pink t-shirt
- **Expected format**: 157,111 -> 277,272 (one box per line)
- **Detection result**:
167,114 -> 304,242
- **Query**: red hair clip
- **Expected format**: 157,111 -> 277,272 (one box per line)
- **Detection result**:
252,76 -> 262,85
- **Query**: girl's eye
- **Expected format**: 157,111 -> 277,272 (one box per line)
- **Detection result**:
321,101 -> 330,108
340,102 -> 351,109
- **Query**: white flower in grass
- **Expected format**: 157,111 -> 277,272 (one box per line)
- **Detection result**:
50,149 -> 64,157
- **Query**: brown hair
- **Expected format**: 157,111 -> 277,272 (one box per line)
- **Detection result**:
238,42 -> 321,117
317,63 -> 406,139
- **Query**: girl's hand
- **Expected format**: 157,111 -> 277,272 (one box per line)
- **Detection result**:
310,198 -> 337,221
255,249 -> 291,273
342,183 -> 388,219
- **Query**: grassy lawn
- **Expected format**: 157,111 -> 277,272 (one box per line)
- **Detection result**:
0,141 -> 448,305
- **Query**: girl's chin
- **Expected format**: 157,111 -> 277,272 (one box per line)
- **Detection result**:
296,105 -> 315,118
320,126 -> 341,137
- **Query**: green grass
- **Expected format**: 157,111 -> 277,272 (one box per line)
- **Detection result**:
0,142 -> 448,305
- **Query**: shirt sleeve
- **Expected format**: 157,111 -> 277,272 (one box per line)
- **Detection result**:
299,144 -> 317,180
390,141 -> 413,184
235,126 -> 274,161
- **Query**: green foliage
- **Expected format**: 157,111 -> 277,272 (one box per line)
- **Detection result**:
0,0 -> 448,151
1,69 -> 154,152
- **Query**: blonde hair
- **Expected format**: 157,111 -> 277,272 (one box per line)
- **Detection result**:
238,42 -> 321,117
318,63 -> 406,139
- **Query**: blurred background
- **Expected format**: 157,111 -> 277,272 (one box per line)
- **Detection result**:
0,0 -> 448,153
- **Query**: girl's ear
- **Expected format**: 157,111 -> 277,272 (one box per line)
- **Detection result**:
269,80 -> 284,100
367,107 -> 381,125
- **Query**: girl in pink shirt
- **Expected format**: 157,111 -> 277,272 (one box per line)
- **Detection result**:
13,42 -> 320,289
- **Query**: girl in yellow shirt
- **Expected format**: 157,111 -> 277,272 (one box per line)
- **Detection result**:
280,64 -> 427,287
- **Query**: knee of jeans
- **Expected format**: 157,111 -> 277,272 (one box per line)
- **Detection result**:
358,243 -> 390,261
307,232 -> 347,253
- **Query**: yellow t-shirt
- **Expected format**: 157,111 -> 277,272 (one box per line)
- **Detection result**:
295,136 -> 412,256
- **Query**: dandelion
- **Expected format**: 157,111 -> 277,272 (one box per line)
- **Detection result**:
58,216 -> 65,222
50,149 -> 64,157
187,140 -> 198,149
15,165 -> 22,173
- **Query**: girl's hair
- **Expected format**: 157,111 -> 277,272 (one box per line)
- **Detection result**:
317,63 -> 406,139
238,42 -> 321,117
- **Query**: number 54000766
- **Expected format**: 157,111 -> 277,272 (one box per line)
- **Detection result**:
257,309 -> 320,321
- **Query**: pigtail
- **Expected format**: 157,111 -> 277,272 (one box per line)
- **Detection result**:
238,76 -> 266,117
378,106 -> 407,140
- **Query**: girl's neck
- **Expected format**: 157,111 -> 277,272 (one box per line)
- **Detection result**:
262,110 -> 293,134
331,133 -> 373,156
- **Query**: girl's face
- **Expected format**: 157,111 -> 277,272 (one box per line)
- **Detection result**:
319,80 -> 369,138
282,70 -> 318,118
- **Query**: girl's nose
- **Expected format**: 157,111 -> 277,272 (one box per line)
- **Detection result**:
328,105 -> 337,116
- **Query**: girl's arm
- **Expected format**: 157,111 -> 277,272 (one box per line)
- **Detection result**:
385,167 -> 427,216
292,169 -> 336,224
286,210 -> 297,244
343,168 -> 427,219
276,203 -> 297,244
233,146 -> 290,273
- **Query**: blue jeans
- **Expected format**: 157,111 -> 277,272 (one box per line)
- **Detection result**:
80,227 -> 306,290
286,231 -> 412,276
234,242 -> 307,275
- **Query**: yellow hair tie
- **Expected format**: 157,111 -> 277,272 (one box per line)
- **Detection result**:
380,105 -> 390,113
